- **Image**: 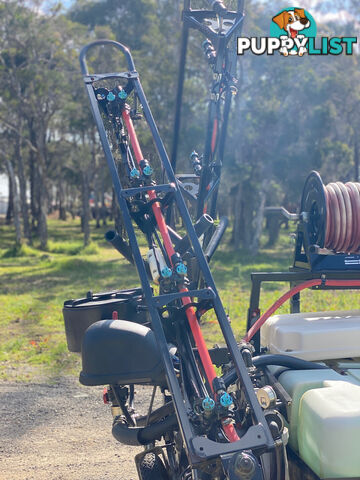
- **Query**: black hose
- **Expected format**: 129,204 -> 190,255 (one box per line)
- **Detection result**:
222,354 -> 329,388
138,414 -> 178,444
112,413 -> 178,446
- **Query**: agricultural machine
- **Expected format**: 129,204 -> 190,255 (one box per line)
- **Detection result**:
63,1 -> 360,479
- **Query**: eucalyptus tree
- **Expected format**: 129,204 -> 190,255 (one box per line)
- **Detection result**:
0,0 -> 86,248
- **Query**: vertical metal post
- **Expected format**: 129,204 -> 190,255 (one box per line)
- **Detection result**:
170,10 -> 190,174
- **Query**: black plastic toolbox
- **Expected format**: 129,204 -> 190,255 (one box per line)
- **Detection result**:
63,288 -> 148,352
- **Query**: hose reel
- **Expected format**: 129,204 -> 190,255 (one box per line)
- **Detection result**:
294,171 -> 360,271
301,171 -> 360,254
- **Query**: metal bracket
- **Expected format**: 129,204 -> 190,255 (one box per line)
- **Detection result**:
121,183 -> 176,198
84,72 -> 138,84
153,288 -> 215,308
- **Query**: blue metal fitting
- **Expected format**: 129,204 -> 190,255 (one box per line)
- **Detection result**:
219,392 -> 233,408
107,92 -> 116,101
176,263 -> 187,275
118,90 -> 127,99
202,397 -> 215,411
142,165 -> 153,176
130,168 -> 140,178
161,267 -> 172,278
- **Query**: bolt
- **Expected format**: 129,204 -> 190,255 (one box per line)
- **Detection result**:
219,392 -> 233,407
234,453 -> 256,478
118,90 -> 127,99
130,168 -> 140,178
142,165 -> 153,176
202,397 -> 215,411
161,267 -> 172,278
176,263 -> 187,275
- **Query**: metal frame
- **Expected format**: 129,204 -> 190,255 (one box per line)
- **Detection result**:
80,39 -> 274,472
170,0 -> 245,223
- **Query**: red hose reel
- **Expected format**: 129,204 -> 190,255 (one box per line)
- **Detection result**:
301,171 -> 360,254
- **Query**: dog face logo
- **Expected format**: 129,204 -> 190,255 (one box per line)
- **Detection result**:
271,7 -> 316,56
272,9 -> 310,38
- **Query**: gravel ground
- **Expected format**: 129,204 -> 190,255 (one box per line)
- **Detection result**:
0,379 -> 155,480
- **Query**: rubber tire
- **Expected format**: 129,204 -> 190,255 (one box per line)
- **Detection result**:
139,453 -> 169,480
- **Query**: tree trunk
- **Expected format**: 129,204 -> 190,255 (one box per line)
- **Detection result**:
230,185 -> 242,249
265,214 -> 281,247
29,123 -> 39,231
58,179 -> 67,221
16,133 -> 32,244
6,174 -> 13,225
81,170 -> 91,246
100,174 -> 107,227
93,173 -> 100,228
37,163 -> 48,250
5,158 -> 22,246
250,181 -> 267,255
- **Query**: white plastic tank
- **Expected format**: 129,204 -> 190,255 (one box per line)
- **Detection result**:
298,381 -> 360,478
278,369 -> 347,451
261,310 -> 360,361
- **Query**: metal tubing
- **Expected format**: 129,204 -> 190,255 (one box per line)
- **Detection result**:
132,69 -> 272,447
204,216 -> 229,261
170,24 -> 189,174
175,214 -> 214,254
80,35 -> 275,463
105,230 -> 134,264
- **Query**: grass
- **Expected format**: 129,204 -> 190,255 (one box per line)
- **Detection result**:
0,217 -> 359,382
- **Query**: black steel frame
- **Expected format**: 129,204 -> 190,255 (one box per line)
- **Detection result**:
171,0 -> 245,222
79,40 -> 274,471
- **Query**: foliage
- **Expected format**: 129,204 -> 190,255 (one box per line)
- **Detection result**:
0,0 -> 359,253
1,217 -> 359,381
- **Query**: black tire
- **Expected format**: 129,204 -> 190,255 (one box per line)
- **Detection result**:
139,453 -> 169,480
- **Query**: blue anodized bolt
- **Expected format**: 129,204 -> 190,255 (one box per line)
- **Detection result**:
107,92 -> 116,101
143,165 -> 153,176
219,392 -> 233,408
130,168 -> 140,178
176,263 -> 187,275
118,90 -> 127,99
161,267 -> 172,278
202,397 -> 215,411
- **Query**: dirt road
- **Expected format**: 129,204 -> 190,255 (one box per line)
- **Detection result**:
0,379 -> 149,480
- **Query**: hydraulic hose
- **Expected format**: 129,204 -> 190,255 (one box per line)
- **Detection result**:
222,355 -> 329,388
122,107 -> 240,442
243,279 -> 360,343
323,181 -> 360,253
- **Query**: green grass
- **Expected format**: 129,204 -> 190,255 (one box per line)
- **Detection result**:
0,218 -> 359,382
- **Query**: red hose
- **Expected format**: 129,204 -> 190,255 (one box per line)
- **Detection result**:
324,181 -> 360,253
244,279 -> 360,343
122,109 -> 239,442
